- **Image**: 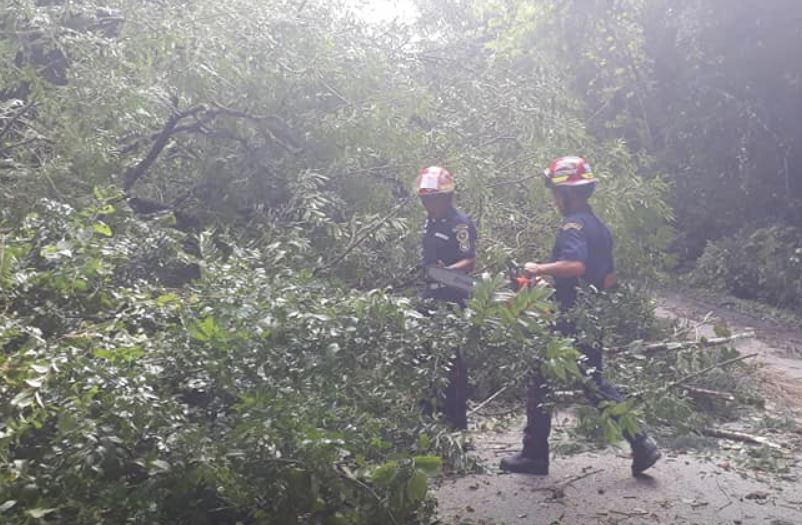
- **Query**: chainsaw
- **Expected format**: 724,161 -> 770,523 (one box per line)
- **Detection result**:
425,261 -> 537,295
425,266 -> 476,294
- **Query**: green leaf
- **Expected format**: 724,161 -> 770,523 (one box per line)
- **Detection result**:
605,402 -> 630,418
190,316 -> 224,342
92,346 -> 145,363
415,434 -> 432,452
150,459 -> 171,472
26,508 -> 56,519
413,455 -> 441,475
93,222 -> 113,237
602,418 -> 622,443
370,461 -> 398,485
31,364 -> 50,374
96,203 -> 116,216
10,391 -> 33,408
156,293 -> 180,305
406,470 -> 428,503
24,377 -> 44,388
0,500 -> 16,513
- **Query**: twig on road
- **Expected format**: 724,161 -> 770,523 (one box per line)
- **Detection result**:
684,386 -> 736,401
559,468 -> 603,488
702,428 -> 782,449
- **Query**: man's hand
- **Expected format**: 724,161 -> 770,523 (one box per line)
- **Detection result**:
445,257 -> 475,274
523,262 -> 541,277
524,260 -> 586,279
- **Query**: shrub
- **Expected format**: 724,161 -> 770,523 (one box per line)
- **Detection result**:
0,200 -> 574,524
694,225 -> 802,310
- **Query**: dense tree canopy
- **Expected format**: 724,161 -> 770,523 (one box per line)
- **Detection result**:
1,0 -> 799,523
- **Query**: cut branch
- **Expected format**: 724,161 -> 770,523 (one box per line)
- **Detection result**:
701,428 -> 782,449
632,352 -> 759,400
469,383 -> 513,415
684,386 -> 736,402
609,332 -> 755,356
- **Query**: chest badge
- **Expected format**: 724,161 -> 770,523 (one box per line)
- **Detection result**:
454,224 -> 471,253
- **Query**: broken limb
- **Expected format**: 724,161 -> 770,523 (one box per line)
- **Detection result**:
701,428 -> 782,449
663,353 -> 759,391
608,332 -> 755,356
123,104 -> 206,191
632,352 -> 759,399
684,386 -> 736,401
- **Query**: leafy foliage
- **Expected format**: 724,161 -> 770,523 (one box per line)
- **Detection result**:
11,0 -> 785,522
0,200 -> 582,523
693,225 -> 802,311
539,0 -> 802,263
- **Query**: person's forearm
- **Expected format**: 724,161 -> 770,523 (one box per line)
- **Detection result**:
446,257 -> 475,273
525,260 -> 585,278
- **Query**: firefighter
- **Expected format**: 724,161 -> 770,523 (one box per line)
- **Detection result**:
416,166 -> 477,429
500,156 -> 661,475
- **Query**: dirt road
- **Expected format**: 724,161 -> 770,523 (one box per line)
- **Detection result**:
436,294 -> 802,525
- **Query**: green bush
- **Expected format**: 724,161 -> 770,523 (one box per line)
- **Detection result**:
694,225 -> 802,310
0,201 -> 575,524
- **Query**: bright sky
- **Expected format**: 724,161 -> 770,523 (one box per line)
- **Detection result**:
354,0 -> 419,24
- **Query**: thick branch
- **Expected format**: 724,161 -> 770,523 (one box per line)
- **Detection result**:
122,105 -> 205,192
211,102 -> 303,154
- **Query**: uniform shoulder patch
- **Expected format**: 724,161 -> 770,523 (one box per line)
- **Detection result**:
453,223 -> 471,253
561,222 -> 583,231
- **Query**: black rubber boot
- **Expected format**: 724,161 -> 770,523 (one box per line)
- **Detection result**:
500,450 -> 549,475
631,435 -> 661,475
503,370 -> 551,474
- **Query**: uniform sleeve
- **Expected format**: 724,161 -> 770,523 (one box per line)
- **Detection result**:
454,219 -> 476,259
554,223 -> 588,263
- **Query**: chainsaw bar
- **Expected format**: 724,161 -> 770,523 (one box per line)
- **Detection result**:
426,266 -> 476,293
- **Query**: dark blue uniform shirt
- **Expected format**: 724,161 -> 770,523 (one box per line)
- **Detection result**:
551,207 -> 614,311
421,207 -> 477,304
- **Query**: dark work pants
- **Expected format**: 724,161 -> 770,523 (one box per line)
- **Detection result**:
444,349 -> 468,429
420,348 -> 468,429
523,327 -> 641,456
419,292 -> 469,429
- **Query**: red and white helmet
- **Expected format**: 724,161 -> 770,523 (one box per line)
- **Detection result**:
543,156 -> 596,188
415,166 -> 455,195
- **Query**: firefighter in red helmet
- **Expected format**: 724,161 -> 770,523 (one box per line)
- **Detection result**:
416,166 -> 476,429
500,156 -> 661,476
